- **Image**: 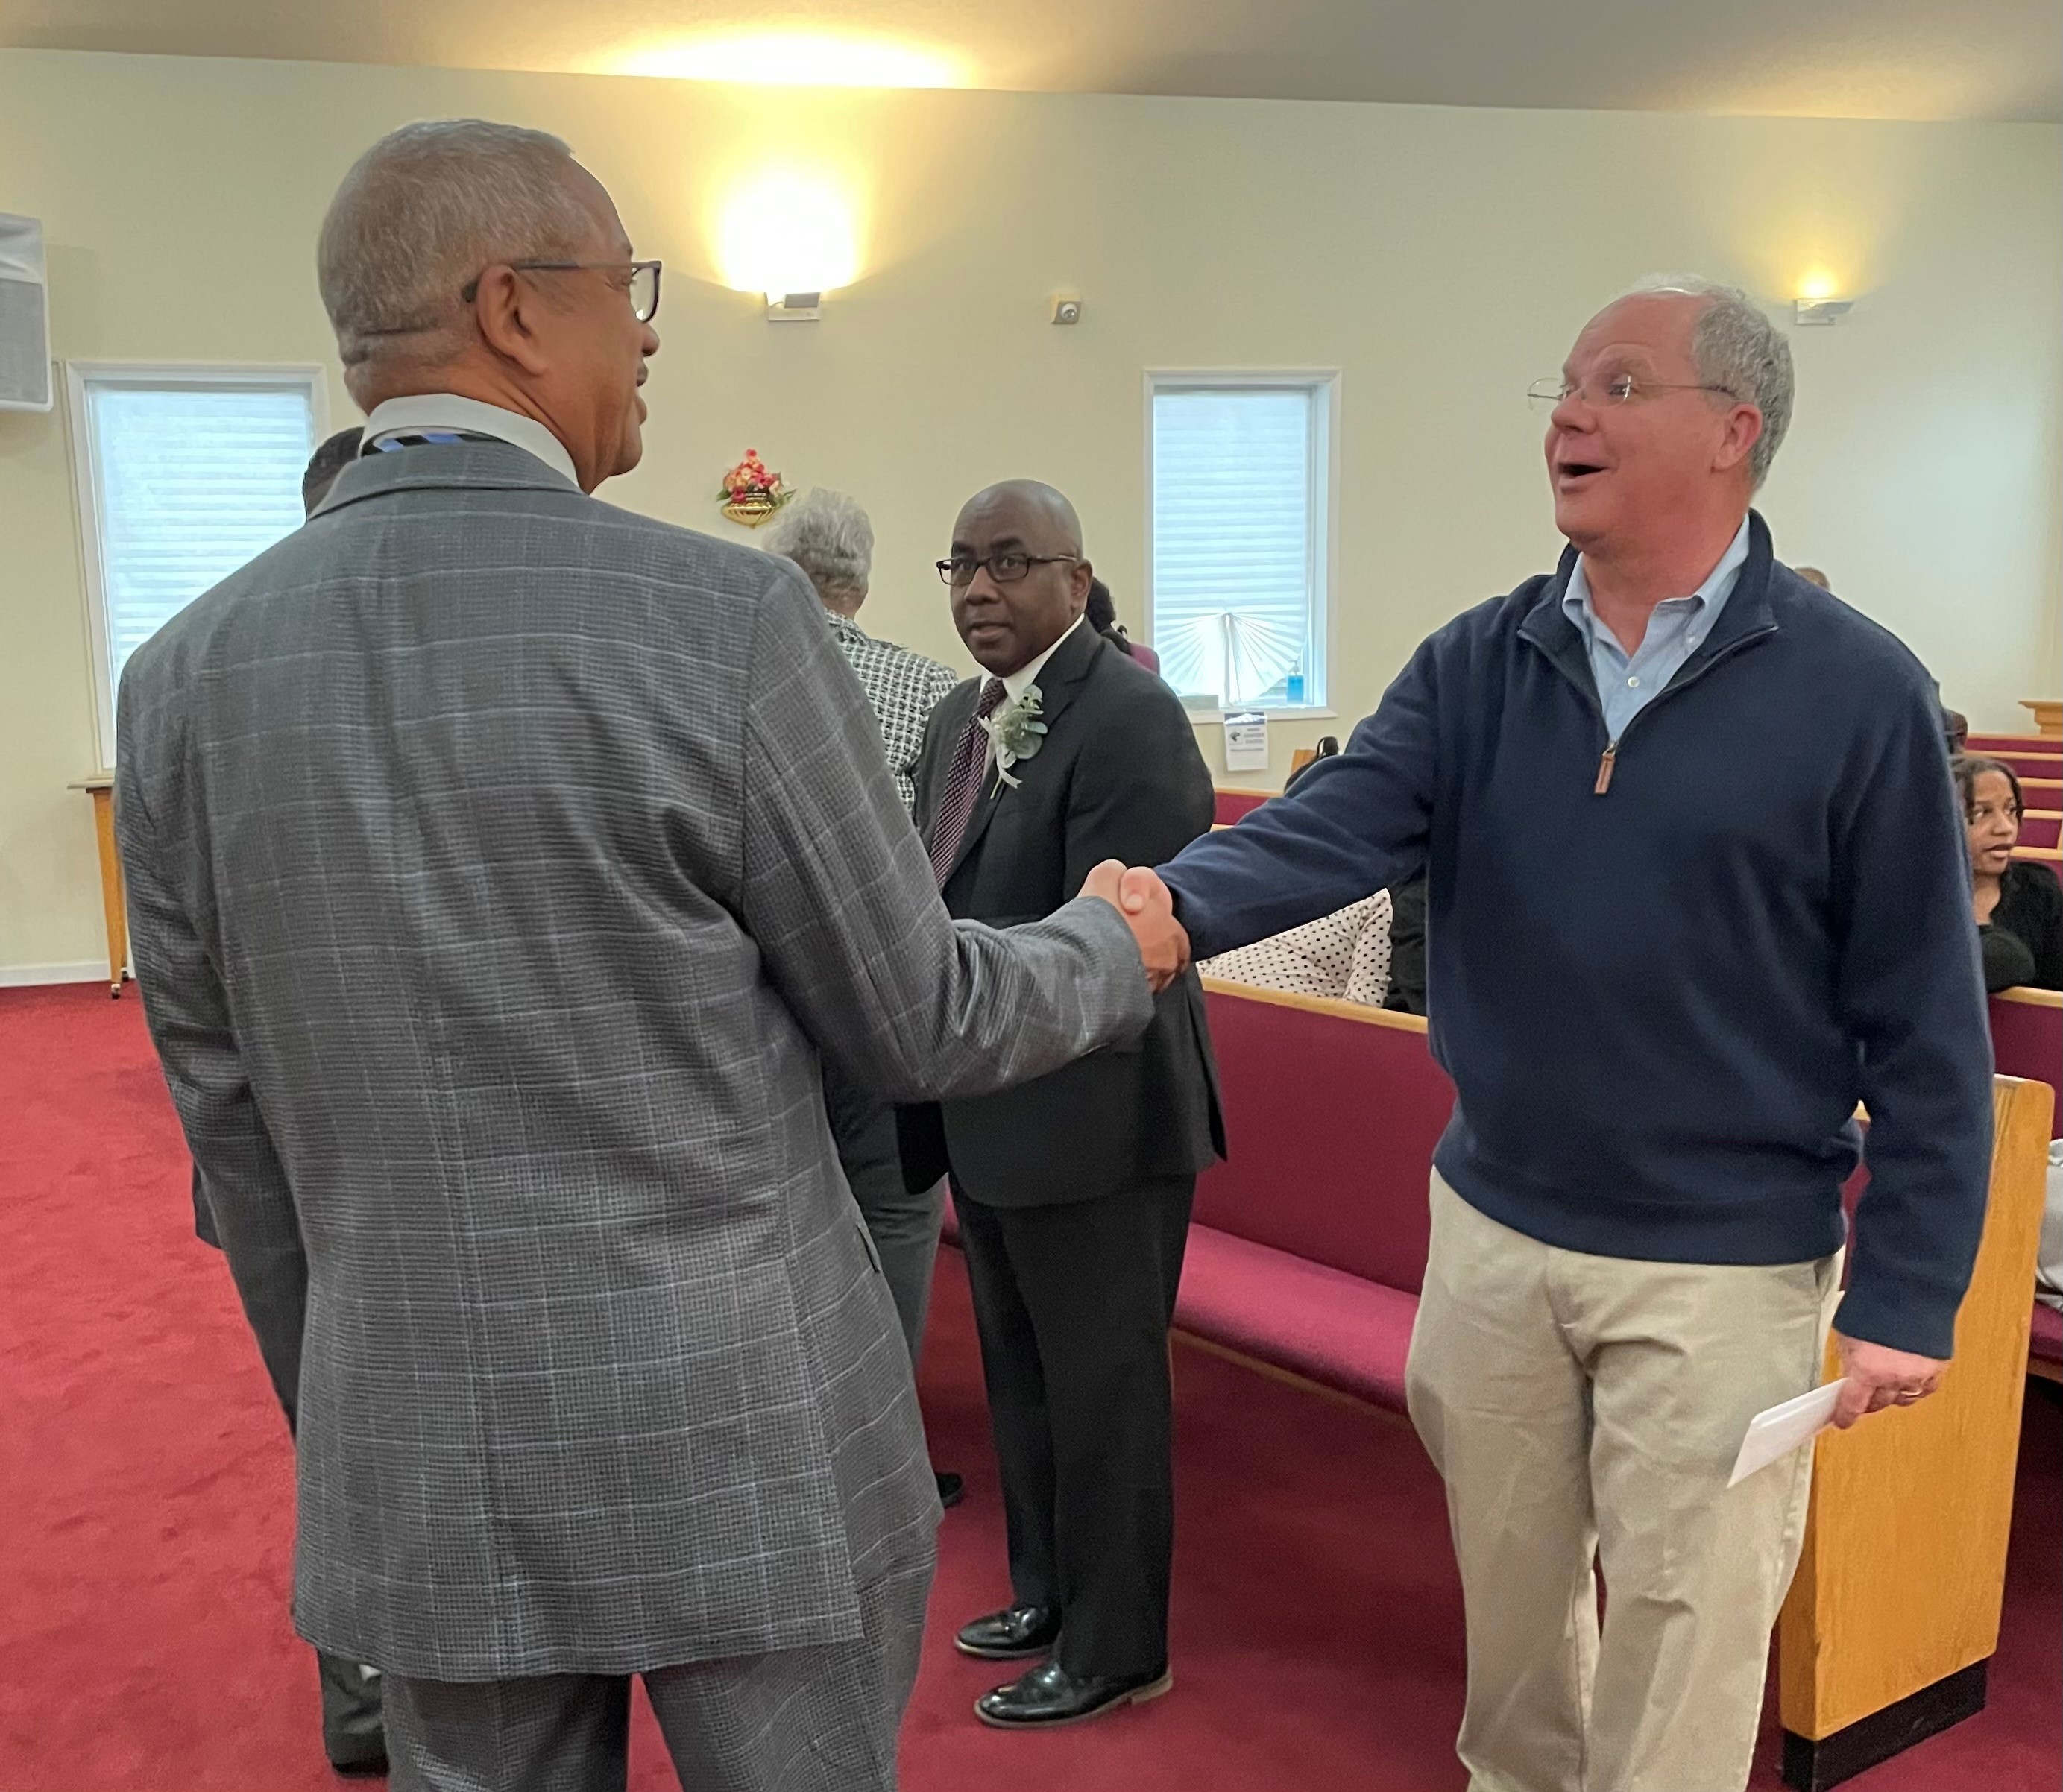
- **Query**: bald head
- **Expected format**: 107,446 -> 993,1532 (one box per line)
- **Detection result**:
955,479 -> 1083,556
947,479 -> 1093,676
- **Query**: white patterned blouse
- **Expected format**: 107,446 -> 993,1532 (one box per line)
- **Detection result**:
1200,889 -> 1395,1008
828,611 -> 963,812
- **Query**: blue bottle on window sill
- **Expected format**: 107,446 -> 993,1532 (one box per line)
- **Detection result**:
1283,675 -> 1305,706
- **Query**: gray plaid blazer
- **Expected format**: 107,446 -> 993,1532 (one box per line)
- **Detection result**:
113,441 -> 1153,1681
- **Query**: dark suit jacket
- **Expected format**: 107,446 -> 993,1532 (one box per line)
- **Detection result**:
898,621 -> 1223,1205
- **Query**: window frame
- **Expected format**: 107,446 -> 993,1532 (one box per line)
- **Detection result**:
66,360 -> 328,770
1143,368 -> 1340,719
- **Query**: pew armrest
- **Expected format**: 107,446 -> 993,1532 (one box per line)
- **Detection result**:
1778,1075 -> 2056,1746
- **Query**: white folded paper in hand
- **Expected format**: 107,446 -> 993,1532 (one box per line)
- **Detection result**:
1727,1379 -> 1847,1489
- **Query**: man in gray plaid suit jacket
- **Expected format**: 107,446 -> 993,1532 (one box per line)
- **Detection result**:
114,120 -> 1190,1792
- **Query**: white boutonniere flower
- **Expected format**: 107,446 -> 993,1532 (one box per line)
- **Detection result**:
981,685 -> 1049,793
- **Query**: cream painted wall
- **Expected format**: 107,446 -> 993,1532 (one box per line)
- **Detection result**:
1,48 -> 2058,976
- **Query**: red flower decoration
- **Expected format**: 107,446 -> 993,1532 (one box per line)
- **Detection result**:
716,449 -> 791,511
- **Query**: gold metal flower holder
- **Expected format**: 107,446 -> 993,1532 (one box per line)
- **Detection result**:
722,491 -> 783,527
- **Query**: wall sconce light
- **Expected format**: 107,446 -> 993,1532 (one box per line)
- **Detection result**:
716,170 -> 859,322
1794,297 -> 1853,326
1792,269 -> 1851,326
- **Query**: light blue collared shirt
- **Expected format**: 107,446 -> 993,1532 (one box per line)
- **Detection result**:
1561,517 -> 1751,742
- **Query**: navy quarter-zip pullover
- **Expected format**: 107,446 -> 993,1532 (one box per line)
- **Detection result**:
1161,512 -> 1993,1359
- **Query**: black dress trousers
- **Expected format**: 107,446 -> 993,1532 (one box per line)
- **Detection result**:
951,1176 -> 1194,1680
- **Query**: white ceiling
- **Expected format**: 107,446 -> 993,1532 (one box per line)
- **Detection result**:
3,0 -> 2059,122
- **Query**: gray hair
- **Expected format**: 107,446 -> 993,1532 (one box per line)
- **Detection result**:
318,119 -> 595,373
1628,274 -> 1795,490
767,488 -> 875,613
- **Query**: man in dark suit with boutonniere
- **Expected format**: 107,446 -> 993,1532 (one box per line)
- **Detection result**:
901,480 -> 1222,1730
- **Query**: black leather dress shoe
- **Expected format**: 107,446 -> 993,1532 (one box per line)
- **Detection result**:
936,1470 -> 965,1509
327,1740 -> 390,1779
954,1603 -> 1059,1660
974,1660 -> 1174,1729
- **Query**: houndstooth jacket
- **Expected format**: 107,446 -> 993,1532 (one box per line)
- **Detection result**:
113,441 -> 1153,1681
826,611 -> 960,811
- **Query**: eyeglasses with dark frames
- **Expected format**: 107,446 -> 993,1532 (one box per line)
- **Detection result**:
460,259 -> 662,324
936,552 -> 1080,587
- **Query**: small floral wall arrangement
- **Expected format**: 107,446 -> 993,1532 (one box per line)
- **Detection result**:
718,449 -> 791,526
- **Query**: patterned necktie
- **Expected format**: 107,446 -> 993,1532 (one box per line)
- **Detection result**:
928,678 -> 1010,886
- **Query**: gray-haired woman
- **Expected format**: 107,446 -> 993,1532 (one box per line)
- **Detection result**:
766,487 -> 966,1504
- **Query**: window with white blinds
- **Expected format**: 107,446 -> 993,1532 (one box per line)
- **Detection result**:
71,367 -> 318,767
1148,377 -> 1332,710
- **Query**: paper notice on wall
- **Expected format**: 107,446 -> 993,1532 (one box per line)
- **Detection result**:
1223,710 -> 1269,773
1727,1379 -> 1845,1488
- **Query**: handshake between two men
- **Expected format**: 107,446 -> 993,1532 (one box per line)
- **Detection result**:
1080,861 -> 1190,992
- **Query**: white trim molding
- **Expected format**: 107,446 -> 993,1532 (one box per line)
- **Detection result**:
0,960 -> 109,988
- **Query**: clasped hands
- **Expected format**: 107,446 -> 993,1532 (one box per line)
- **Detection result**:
1081,860 -> 1190,992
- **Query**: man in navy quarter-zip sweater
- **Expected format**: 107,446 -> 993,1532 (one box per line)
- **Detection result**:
1149,277 -> 1992,1792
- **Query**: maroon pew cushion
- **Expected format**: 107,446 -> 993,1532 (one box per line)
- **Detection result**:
1965,735 -> 2062,755
2018,813 -> 2061,851
1990,994 -> 2062,1103
1213,789 -> 1269,826
1991,753 -> 2063,780
1196,987 -> 1455,1295
2032,1302 -> 2062,1366
1176,1225 -> 1420,1410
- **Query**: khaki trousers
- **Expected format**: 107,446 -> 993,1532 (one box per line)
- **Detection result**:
1405,1173 -> 1841,1792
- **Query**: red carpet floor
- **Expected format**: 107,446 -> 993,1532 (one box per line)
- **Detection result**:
1,982 -> 2056,1791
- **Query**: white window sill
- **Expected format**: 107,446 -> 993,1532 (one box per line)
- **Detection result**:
1181,707 -> 1339,724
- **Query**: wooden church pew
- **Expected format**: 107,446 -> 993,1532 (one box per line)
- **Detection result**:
1981,751 -> 2063,780
2016,810 -> 2060,850
1965,733 -> 2061,755
1177,977 -> 2050,1788
2011,845 -> 2062,886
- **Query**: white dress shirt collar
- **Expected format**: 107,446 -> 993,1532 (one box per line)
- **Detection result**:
1001,614 -> 1086,703
359,393 -> 580,488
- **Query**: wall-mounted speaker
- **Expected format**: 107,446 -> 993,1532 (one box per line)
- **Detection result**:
0,213 -> 53,412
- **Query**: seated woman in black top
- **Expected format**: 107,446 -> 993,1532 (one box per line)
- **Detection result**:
1955,754 -> 2063,991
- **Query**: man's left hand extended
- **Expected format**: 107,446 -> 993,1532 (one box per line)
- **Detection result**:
1830,1333 -> 1947,1429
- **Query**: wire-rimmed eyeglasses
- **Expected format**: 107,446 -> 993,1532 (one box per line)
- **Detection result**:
1528,373 -> 1739,412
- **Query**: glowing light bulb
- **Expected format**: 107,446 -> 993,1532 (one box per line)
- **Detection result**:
1795,268 -> 1842,303
716,171 -> 861,297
